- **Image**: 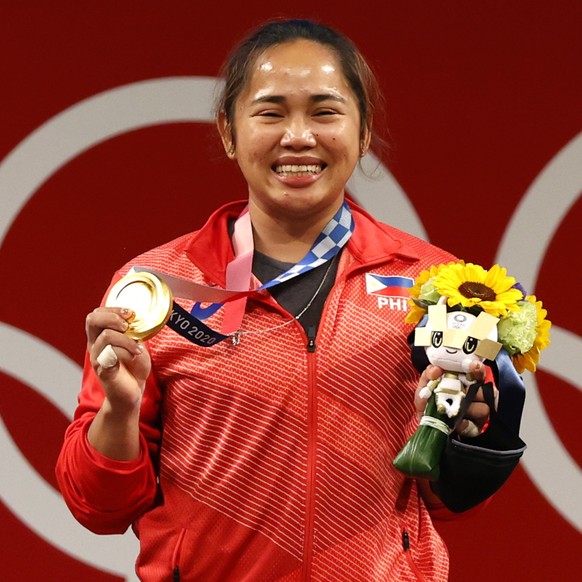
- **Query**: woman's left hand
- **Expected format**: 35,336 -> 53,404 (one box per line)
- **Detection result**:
414,361 -> 498,438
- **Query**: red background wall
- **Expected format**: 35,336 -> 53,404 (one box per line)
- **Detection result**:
1,2 -> 580,580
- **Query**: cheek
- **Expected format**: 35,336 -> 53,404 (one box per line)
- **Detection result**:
425,346 -> 440,363
326,121 -> 348,136
240,129 -> 276,162
326,123 -> 362,159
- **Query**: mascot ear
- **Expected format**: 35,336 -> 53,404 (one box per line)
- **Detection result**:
408,315 -> 430,373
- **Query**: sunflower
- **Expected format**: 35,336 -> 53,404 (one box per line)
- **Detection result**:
405,261 -> 462,324
434,262 -> 523,317
405,302 -> 427,325
509,295 -> 552,373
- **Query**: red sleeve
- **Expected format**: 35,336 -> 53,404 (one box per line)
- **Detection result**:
424,496 -> 491,521
55,352 -> 163,535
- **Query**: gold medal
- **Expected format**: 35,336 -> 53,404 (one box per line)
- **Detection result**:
105,271 -> 173,341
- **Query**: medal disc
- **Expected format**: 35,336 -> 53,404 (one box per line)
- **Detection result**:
105,271 -> 173,341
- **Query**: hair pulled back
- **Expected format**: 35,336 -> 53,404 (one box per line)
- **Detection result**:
216,18 -> 385,150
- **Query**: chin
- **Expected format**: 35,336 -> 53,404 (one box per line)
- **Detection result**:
274,192 -> 325,211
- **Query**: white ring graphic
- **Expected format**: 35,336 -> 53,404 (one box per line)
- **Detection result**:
0,77 -> 219,248
0,77 -> 419,578
496,131 -> 582,533
348,152 -> 427,239
0,77 -> 423,248
0,323 -> 139,580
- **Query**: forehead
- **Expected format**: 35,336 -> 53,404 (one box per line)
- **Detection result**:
243,39 -> 350,96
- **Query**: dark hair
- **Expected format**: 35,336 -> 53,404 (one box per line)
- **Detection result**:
216,18 -> 386,153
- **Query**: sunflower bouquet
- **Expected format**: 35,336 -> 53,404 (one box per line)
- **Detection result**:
393,261 -> 551,480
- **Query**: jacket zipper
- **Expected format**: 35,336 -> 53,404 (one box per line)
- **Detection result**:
171,528 -> 187,582
250,295 -> 321,579
402,530 -> 427,581
258,261 -> 385,580
302,325 -> 318,581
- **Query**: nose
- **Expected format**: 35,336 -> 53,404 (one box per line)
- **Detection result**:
280,119 -> 316,149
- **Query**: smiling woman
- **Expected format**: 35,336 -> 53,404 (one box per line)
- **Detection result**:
55,17 -> 525,582
218,38 -> 365,261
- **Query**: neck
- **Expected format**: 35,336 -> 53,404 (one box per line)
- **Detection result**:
248,199 -> 344,263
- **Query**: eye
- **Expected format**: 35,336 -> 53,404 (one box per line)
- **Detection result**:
463,336 -> 478,354
257,111 -> 283,118
313,109 -> 342,121
431,331 -> 443,348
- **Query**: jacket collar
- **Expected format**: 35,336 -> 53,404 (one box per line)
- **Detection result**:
186,198 -> 420,286
344,199 -> 419,266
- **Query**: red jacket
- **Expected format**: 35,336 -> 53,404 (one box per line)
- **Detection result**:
56,200 -> 462,581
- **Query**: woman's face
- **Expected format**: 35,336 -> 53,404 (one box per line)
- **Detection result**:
220,39 -> 368,221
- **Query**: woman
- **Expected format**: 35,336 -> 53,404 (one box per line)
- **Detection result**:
56,18 -> 493,581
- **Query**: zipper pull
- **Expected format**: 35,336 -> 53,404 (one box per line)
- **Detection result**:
173,566 -> 181,582
307,326 -> 317,353
402,530 -> 410,551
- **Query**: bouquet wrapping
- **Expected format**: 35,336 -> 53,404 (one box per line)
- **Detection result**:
393,394 -> 449,480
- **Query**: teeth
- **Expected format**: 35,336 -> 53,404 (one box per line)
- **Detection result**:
275,164 -> 322,176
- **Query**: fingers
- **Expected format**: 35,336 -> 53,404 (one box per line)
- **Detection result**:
91,328 -> 144,372
416,364 -> 443,398
416,364 -> 442,397
96,344 -> 118,369
469,360 -> 486,381
420,364 -> 444,384
94,340 -> 145,375
458,419 -> 480,438
414,365 -> 444,418
456,398 -> 491,437
86,307 -> 143,373
86,307 -> 134,345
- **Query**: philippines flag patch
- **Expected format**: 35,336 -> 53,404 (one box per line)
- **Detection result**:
365,273 -> 414,297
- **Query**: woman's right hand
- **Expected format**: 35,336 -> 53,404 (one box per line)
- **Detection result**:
86,306 -> 151,412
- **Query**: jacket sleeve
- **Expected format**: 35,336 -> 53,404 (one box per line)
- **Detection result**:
55,352 -> 163,535
422,488 -> 491,521
428,364 -> 526,514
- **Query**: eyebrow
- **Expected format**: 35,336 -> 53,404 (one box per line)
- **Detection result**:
251,93 -> 348,106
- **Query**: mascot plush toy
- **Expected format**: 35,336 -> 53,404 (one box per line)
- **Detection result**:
393,297 -> 504,480
420,298 -> 502,428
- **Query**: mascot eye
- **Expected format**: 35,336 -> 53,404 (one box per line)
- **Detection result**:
431,331 -> 443,348
463,336 -> 478,354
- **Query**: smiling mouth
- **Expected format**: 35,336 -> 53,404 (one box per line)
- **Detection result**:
273,164 -> 324,177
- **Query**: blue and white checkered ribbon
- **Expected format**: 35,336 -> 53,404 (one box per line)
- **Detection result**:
190,201 -> 353,321
135,201 -> 354,346
258,201 -> 353,287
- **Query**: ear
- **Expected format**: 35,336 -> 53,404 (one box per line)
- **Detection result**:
217,110 -> 236,159
360,129 -> 372,157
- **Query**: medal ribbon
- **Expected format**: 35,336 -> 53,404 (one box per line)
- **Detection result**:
134,201 -> 354,346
